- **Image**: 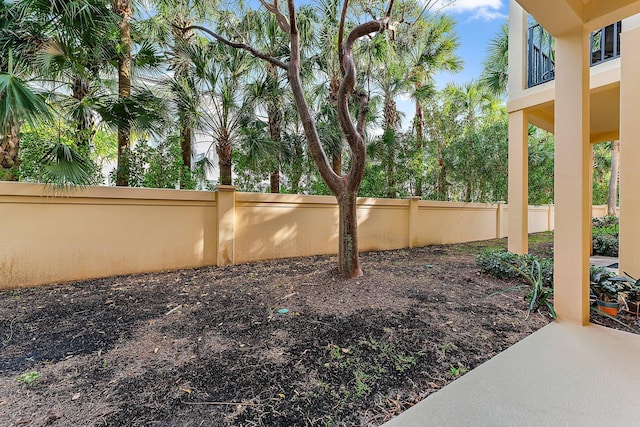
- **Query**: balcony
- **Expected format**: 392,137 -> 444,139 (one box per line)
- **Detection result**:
528,21 -> 622,88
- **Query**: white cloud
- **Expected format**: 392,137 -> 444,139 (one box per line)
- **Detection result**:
432,0 -> 507,21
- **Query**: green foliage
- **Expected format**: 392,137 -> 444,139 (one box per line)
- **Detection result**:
477,250 -> 553,287
590,268 -> 640,305
448,364 -> 468,377
111,137 -> 200,190
478,250 -> 555,318
0,70 -> 52,132
592,215 -> 619,257
528,128 -> 555,205
319,338 -> 421,402
18,125 -> 102,186
15,371 -> 40,387
589,265 -> 618,301
592,142 -> 614,205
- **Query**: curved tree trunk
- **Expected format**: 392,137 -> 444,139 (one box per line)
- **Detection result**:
190,0 -> 395,277
607,140 -> 620,215
337,190 -> 362,276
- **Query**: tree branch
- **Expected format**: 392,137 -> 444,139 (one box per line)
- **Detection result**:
337,1 -> 394,192
179,24 -> 289,71
338,0 -> 348,77
285,0 -> 342,193
259,0 -> 291,33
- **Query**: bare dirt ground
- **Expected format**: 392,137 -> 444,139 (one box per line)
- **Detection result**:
0,232 -> 632,426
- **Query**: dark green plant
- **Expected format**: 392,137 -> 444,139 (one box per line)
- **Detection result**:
592,268 -> 640,306
592,215 -> 619,257
477,250 -> 553,287
478,250 -> 555,318
590,265 -> 625,303
592,214 -> 618,229
619,272 -> 640,306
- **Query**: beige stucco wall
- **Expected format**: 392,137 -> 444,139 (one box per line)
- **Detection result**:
0,183 -> 217,289
235,193 -> 339,262
528,205 -> 553,232
1,182 -> 562,289
413,201 -> 499,245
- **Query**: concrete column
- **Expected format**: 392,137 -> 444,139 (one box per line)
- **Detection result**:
508,110 -> 528,254
508,0 -> 528,98
216,185 -> 236,266
619,19 -> 640,278
408,196 -> 420,248
553,26 -> 591,325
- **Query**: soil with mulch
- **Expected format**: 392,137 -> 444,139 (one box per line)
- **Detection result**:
0,232 -> 627,426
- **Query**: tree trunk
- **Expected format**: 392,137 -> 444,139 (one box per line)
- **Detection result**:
71,78 -> 96,150
180,123 -> 192,170
0,123 -> 20,181
270,171 -> 280,193
174,20 -> 194,187
114,0 -> 132,187
290,135 -> 303,193
267,63 -> 282,193
216,128 -> 232,185
608,140 -> 620,215
337,190 -> 362,277
414,101 -> 424,197
383,98 -> 398,199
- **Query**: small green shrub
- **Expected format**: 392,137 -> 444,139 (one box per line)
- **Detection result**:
592,215 -> 619,257
592,215 -> 618,229
593,234 -> 619,257
477,250 -> 553,288
477,250 -> 555,318
16,371 -> 40,387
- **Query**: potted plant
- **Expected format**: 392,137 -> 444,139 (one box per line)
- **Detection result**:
589,266 -> 623,316
619,273 -> 640,316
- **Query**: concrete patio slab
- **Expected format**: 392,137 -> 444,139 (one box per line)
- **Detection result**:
383,321 -> 640,426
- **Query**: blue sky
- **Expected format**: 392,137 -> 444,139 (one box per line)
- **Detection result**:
434,0 -> 508,88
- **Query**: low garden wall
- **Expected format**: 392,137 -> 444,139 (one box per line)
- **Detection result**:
1,182 -> 560,289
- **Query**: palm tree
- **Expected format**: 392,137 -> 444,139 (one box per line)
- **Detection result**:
403,14 -> 461,196
445,81 -> 500,201
112,0 -> 133,186
243,9 -> 293,193
370,57 -> 406,198
13,0 -> 118,151
481,22 -> 508,97
177,35 -> 253,186
0,60 -> 52,180
145,0 -> 217,182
